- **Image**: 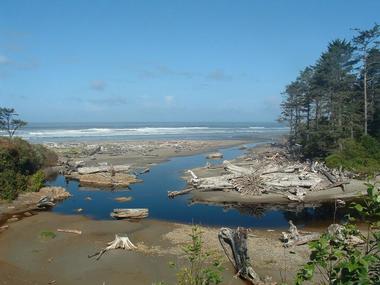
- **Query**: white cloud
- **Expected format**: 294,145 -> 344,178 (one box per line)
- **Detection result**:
206,69 -> 232,81
164,95 -> 174,105
0,55 -> 11,65
90,80 -> 106,91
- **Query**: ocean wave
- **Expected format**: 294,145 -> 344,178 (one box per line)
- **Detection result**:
17,125 -> 288,140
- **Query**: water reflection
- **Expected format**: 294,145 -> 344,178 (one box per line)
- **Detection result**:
47,143 -> 347,229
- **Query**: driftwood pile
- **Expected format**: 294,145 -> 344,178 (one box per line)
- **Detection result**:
169,149 -> 349,201
65,163 -> 139,188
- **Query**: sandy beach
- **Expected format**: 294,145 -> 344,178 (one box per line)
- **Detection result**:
0,212 -> 312,285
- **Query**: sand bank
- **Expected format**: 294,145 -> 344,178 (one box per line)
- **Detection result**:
0,212 -> 312,285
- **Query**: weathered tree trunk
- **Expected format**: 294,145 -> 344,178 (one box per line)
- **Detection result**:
88,234 -> 137,260
218,227 -> 261,284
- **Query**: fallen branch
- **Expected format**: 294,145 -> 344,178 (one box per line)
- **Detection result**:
57,229 -> 82,235
88,234 -> 136,260
168,188 -> 193,198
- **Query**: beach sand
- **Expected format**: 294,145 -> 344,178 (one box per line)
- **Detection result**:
0,212 -> 311,285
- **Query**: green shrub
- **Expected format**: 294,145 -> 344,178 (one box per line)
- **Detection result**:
326,136 -> 380,175
28,170 -> 45,192
156,226 -> 224,285
0,169 -> 27,200
39,230 -> 56,239
296,184 -> 380,284
0,137 -> 55,200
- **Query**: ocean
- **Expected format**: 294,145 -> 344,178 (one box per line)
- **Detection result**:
14,122 -> 288,142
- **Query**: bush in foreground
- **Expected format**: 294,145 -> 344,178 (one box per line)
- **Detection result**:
296,183 -> 380,284
0,137 -> 57,200
156,226 -> 224,285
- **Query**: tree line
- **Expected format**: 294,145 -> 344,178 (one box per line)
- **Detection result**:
280,24 -> 380,159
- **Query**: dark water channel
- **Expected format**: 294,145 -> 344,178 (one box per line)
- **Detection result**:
47,143 -> 342,229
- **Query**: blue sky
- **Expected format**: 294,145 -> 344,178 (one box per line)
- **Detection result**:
0,0 -> 379,122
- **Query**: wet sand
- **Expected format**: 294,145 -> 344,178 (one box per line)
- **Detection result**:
0,212 -> 311,285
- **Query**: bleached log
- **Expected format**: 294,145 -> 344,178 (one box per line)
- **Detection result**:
223,161 -> 255,176
192,175 -> 236,190
206,152 -> 223,159
88,234 -> 137,260
110,208 -> 148,219
77,165 -> 130,175
168,188 -> 193,198
0,225 -> 9,231
261,166 -> 298,175
57,229 -> 82,235
187,170 -> 198,180
287,188 -> 306,201
265,179 -> 318,188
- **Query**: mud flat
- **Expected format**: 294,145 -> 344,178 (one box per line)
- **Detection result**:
0,212 -> 313,285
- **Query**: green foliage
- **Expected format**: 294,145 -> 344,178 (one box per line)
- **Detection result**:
296,184 -> 380,284
0,169 -> 27,200
280,23 -> 380,161
0,137 -> 56,200
28,170 -> 45,192
39,230 -> 56,239
0,107 -> 27,138
156,226 -> 224,285
326,136 -> 380,175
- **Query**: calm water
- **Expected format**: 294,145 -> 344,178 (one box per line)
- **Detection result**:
47,143 -> 340,229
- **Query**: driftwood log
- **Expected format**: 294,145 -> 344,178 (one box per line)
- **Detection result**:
57,228 -> 82,235
218,227 -> 261,284
88,234 -> 136,260
168,188 -> 193,198
281,220 -> 320,247
206,152 -> 223,159
77,165 -> 130,175
110,208 -> 148,219
36,196 -> 56,209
